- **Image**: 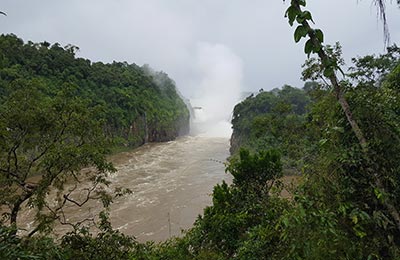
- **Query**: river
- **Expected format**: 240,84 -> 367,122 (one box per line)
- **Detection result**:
107,135 -> 231,241
19,135 -> 232,242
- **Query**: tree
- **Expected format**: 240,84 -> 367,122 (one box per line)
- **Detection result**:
348,44 -> 400,86
285,0 -> 400,233
0,81 -> 115,236
0,34 -> 190,150
185,149 -> 284,258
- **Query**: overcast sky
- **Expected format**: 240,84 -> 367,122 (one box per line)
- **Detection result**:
1,1 -> 399,98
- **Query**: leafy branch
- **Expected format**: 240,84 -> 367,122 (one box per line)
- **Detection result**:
285,0 -> 400,234
285,0 -> 368,150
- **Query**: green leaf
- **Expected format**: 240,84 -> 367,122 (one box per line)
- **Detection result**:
296,10 -> 313,23
355,228 -> 367,238
296,16 -> 304,24
304,39 -> 313,56
374,187 -> 383,200
302,11 -> 313,22
321,58 -> 330,67
314,29 -> 324,43
352,215 -> 358,224
332,126 -> 344,133
319,138 -> 328,146
294,25 -> 308,43
323,66 -> 335,78
298,0 -> 306,6
282,217 -> 289,227
285,6 -> 298,26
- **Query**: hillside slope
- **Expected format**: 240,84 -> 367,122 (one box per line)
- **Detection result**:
0,34 -> 190,148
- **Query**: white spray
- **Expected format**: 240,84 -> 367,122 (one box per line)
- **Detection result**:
190,43 -> 243,138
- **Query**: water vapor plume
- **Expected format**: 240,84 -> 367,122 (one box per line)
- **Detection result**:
190,43 -> 243,137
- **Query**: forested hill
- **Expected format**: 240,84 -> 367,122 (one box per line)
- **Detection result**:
230,85 -> 313,174
0,34 -> 190,148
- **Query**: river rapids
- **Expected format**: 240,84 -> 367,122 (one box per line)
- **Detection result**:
19,135 -> 232,242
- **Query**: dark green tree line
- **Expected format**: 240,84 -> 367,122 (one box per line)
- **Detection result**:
0,34 -> 190,148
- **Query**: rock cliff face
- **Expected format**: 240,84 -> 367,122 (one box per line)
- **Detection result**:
229,130 -> 242,155
125,108 -> 190,148
144,114 -> 189,143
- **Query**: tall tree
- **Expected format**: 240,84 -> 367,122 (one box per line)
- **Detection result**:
285,0 -> 400,233
0,81 -> 115,235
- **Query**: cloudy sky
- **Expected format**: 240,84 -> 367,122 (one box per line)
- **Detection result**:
1,1 -> 399,98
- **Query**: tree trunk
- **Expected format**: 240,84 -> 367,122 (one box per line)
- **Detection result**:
9,190 -> 34,235
9,200 -> 22,235
291,0 -> 400,233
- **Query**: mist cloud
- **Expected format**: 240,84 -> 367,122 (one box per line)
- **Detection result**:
190,43 -> 243,137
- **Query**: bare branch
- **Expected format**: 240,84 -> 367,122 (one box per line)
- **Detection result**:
63,183 -> 97,207
28,179 -> 101,236
24,114 -> 71,179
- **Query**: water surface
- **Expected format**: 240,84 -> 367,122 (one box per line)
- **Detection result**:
18,135 -> 231,242
107,135 -> 231,241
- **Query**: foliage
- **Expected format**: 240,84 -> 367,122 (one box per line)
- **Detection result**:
0,34 -> 189,258
0,80 -> 118,234
0,34 -> 190,148
147,44 -> 400,260
282,0 -> 400,254
230,85 -> 313,173
60,212 -> 136,260
171,149 -> 287,259
1,2 -> 400,258
273,62 -> 400,257
105,2 -> 400,259
0,33 -> 190,236
0,225 -> 38,260
348,44 -> 400,86
0,213 -> 138,260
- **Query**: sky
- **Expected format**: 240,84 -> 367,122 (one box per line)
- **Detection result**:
1,0 -> 399,98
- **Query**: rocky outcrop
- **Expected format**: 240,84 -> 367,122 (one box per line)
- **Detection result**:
229,130 -> 240,155
127,109 -> 190,147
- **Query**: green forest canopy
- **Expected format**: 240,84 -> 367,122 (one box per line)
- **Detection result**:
0,34 -> 190,148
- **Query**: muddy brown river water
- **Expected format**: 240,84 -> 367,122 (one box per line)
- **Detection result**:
19,135 -> 232,242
